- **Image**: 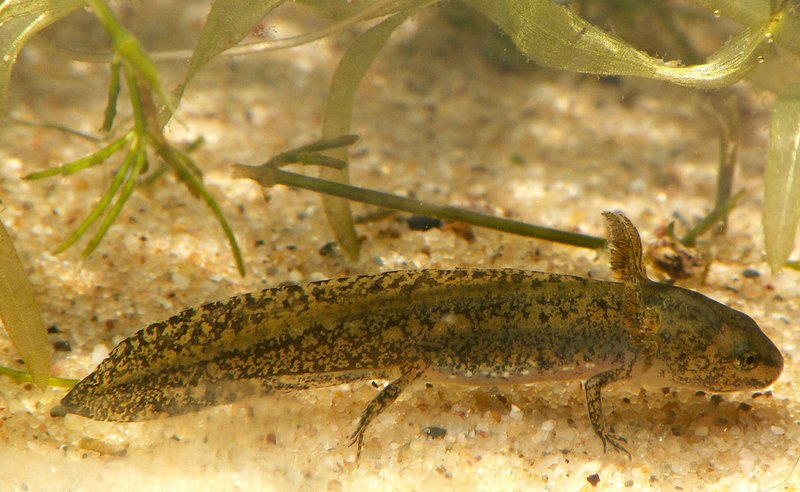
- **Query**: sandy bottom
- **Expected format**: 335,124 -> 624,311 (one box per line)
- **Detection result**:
0,3 -> 797,491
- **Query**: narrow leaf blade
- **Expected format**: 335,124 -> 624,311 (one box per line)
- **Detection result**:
764,83 -> 800,271
320,11 -> 411,260
0,217 -> 51,390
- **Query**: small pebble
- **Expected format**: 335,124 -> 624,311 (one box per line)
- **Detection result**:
91,344 -> 110,365
694,425 -> 709,437
287,270 -> 304,284
423,426 -> 448,439
407,215 -> 443,231
50,405 -> 68,418
742,268 -> 761,278
318,241 -> 338,257
771,426 -> 786,436
46,325 -> 61,334
309,271 -> 327,282
153,296 -> 173,310
171,272 -> 190,290
53,340 -> 71,352
587,473 -> 601,487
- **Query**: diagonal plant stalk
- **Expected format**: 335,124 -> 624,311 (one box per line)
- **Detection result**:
234,136 -> 607,250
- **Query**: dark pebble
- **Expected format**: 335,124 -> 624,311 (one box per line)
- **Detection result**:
47,325 -> 61,334
743,268 -> 761,278
587,473 -> 601,486
407,215 -> 443,231
710,394 -> 723,404
53,340 -> 72,352
423,426 -> 447,439
50,405 -> 68,418
318,241 -> 338,257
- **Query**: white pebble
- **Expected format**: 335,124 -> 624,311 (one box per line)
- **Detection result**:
541,420 -> 556,432
90,344 -> 110,365
509,404 -> 523,421
739,447 -> 757,475
770,426 -> 785,436
171,272 -> 190,290
6,157 -> 22,171
154,295 -> 173,310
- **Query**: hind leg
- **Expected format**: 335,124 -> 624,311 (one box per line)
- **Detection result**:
348,360 -> 429,459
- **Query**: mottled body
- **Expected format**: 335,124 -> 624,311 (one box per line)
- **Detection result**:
61,213 -> 783,456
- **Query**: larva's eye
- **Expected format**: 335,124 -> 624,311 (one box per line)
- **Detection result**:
736,351 -> 760,371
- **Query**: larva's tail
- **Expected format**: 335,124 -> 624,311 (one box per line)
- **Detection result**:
60,360 -> 267,421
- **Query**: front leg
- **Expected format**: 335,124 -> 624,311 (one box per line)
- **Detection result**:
349,360 -> 429,459
584,368 -> 631,458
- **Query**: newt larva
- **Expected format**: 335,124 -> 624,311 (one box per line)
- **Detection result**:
61,212 -> 783,457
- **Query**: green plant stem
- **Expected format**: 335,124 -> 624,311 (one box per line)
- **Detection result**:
85,0 -> 174,114
158,145 -> 246,275
0,365 -> 77,388
680,189 -> 746,246
236,165 -> 606,250
101,58 -> 122,132
53,139 -> 138,254
23,132 -> 133,179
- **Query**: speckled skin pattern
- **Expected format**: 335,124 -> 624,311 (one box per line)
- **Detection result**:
61,212 -> 783,457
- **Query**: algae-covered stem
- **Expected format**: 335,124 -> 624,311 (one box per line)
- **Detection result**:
61,212 -> 782,458
232,135 -> 607,251
266,167 -> 606,249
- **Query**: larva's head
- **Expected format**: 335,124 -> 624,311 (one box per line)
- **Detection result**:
644,284 -> 783,392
